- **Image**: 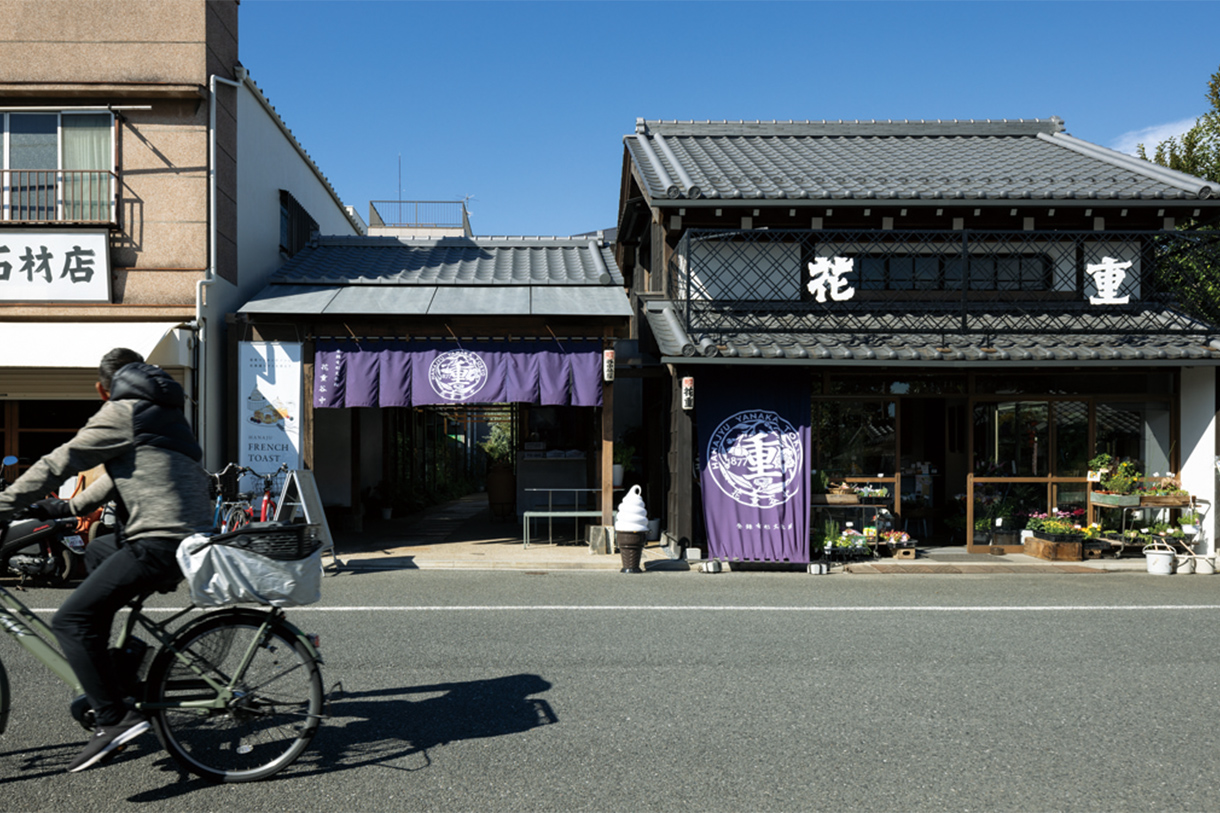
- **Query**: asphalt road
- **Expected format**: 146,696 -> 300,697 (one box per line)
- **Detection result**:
3,568 -> 1220,812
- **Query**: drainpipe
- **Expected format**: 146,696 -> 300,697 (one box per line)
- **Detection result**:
200,72 -> 242,470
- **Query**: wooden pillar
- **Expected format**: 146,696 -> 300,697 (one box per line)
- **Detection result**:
602,375 -> 614,525
302,339 -> 315,470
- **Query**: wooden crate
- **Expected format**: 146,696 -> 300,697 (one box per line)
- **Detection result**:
1026,536 -> 1083,562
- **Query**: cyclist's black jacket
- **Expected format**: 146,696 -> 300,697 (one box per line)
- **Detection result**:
0,362 -> 212,543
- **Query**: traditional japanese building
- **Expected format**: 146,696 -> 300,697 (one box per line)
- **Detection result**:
615,118 -> 1220,562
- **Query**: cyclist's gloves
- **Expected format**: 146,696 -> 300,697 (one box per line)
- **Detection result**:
28,498 -> 75,519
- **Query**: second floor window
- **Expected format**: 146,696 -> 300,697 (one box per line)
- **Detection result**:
2,111 -> 114,223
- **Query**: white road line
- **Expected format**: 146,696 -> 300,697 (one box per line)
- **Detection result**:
24,603 -> 1216,614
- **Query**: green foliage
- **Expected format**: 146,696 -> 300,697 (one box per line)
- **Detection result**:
1090,455 -> 1141,494
479,422 -> 514,466
1136,63 -> 1220,184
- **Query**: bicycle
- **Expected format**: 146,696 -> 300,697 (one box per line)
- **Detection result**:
223,464 -> 290,532
208,462 -> 244,533
0,521 -> 328,783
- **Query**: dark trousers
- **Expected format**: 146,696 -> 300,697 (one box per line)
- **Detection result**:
51,534 -> 180,727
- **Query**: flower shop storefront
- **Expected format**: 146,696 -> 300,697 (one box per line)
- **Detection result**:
805,369 -> 1205,558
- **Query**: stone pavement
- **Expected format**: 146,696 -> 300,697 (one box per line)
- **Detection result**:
327,492 -> 1150,574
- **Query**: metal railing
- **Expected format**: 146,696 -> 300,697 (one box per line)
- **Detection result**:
1,169 -> 117,224
369,200 -> 470,231
670,228 -> 1220,337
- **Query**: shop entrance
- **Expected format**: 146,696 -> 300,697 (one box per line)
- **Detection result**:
897,397 -> 969,546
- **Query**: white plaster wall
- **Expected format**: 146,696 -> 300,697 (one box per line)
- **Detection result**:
1180,367 -> 1216,554
198,78 -> 358,469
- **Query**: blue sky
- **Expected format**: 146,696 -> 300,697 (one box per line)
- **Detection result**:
241,1 -> 1220,237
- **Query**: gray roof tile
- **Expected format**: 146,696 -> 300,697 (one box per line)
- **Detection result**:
625,118 -> 1220,203
644,301 -> 1220,366
241,236 -> 631,318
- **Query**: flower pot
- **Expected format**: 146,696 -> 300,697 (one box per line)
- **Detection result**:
1144,548 -> 1174,575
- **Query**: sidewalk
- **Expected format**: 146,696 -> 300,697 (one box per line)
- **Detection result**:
328,493 -> 1148,574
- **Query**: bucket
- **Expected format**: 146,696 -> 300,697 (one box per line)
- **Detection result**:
1196,556 -> 1216,575
647,518 -> 661,541
1144,548 -> 1175,575
1175,555 -> 1196,575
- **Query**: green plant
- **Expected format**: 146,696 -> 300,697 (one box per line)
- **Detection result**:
812,470 -> 831,494
613,444 -> 635,473
479,423 -> 514,467
1093,458 -> 1141,494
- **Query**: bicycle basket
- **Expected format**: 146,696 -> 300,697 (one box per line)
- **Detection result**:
209,466 -> 242,501
177,523 -> 323,607
207,521 -> 321,561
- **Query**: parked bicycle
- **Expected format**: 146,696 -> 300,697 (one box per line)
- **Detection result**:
0,518 -> 329,782
208,462 -> 245,533
223,464 -> 290,532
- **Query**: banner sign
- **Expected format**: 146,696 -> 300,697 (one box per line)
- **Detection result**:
238,342 -> 302,491
0,230 -> 110,303
313,340 -> 603,408
699,371 -> 811,562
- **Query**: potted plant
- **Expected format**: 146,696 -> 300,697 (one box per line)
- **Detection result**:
1138,473 -> 1191,507
480,423 -> 516,520
1089,454 -> 1142,506
612,443 -> 635,487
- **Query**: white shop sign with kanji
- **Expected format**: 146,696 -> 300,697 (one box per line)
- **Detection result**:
0,230 -> 110,303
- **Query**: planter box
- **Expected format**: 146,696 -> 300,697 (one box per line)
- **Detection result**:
812,494 -> 859,505
1026,536 -> 1083,561
1140,496 -> 1191,507
1092,492 -> 1140,507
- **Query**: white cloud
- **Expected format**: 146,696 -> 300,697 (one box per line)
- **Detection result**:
1109,117 -> 1200,156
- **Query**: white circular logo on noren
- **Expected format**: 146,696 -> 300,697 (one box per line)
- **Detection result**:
707,410 -> 802,508
428,350 -> 488,401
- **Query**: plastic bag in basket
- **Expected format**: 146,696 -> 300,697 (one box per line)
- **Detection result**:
177,532 -> 322,607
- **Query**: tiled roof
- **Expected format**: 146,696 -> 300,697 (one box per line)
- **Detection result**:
240,236 -> 631,318
624,118 -> 1220,204
644,301 -> 1220,366
268,236 -> 624,286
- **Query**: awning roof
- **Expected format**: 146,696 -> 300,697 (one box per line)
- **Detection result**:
240,235 -> 632,318
0,322 -> 190,368
644,301 -> 1220,366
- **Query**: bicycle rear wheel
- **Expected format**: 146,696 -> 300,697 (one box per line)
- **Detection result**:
144,609 -> 323,783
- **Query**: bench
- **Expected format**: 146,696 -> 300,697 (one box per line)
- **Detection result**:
523,510 -> 604,548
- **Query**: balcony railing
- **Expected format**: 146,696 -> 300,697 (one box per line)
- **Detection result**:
1,169 -> 117,225
670,228 -> 1220,337
369,200 -> 470,232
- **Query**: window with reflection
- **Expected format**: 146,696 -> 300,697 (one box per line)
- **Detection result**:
813,400 -> 896,477
973,401 -> 1049,477
1096,400 -> 1173,474
1053,401 -> 1090,477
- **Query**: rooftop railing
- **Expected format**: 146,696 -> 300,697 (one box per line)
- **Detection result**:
369,200 -> 470,232
670,228 -> 1220,337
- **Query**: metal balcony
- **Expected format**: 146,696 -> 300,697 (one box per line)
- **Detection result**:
1,169 -> 118,226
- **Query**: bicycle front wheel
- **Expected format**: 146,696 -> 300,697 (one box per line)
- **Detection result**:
223,505 -> 250,532
144,610 -> 323,783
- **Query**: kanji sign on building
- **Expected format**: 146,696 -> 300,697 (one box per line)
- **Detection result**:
0,230 -> 110,302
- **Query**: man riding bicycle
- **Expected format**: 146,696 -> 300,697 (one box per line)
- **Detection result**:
0,347 -> 212,772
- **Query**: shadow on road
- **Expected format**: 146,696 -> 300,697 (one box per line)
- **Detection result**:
124,672 -> 556,800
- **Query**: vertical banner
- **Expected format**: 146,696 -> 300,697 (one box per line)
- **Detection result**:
700,370 -> 811,562
238,342 -> 302,489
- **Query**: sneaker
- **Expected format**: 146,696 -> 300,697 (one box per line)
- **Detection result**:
66,710 -> 150,773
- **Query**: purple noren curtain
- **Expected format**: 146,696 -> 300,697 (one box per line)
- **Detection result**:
312,340 -> 603,408
699,370 -> 811,563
